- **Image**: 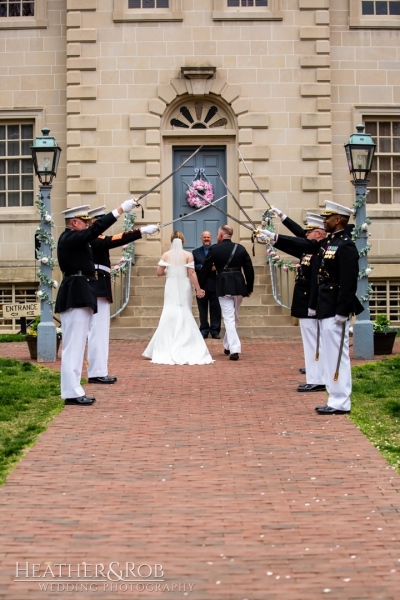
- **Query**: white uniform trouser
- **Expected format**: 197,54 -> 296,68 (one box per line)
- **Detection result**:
319,317 -> 351,411
219,295 -> 243,354
87,297 -> 110,378
60,307 -> 93,399
299,318 -> 325,385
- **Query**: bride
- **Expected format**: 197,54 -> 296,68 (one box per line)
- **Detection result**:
142,231 -> 214,365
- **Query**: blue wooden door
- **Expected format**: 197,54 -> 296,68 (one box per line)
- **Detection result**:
173,146 -> 227,251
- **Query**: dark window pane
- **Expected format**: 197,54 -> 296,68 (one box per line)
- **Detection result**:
0,5 -> 7,17
143,0 -> 155,7
376,1 -> 389,14
369,171 -> 378,186
379,137 -> 391,152
8,192 -> 19,206
8,159 -> 19,174
128,0 -> 141,7
256,0 -> 268,5
367,189 -> 377,203
0,126 -> 5,140
365,121 -> 377,136
380,172 -> 391,187
362,1 -> 374,14
380,156 -> 391,169
0,175 -> 5,189
8,175 -> 19,190
393,121 -> 400,136
157,0 -> 169,6
21,123 -> 33,139
8,125 -> 19,139
389,1 -> 400,14
393,156 -> 400,170
22,191 -> 33,206
21,174 -> 33,190
21,140 -> 31,155
0,193 -> 5,207
381,189 -> 392,203
0,142 -> 5,157
393,172 -> 400,187
0,160 -> 4,174
228,0 -> 240,6
379,122 -> 391,136
393,137 -> 400,152
21,158 -> 33,173
9,3 -> 21,17
22,2 -> 34,16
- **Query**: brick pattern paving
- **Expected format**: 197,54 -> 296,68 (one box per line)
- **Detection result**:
0,338 -> 400,599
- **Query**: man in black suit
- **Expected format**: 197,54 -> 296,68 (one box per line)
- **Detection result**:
192,231 -> 221,339
55,200 -> 136,405
199,225 -> 254,361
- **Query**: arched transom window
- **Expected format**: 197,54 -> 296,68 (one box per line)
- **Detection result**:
169,102 -> 230,130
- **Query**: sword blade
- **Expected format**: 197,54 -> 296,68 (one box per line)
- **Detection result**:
197,191 -> 254,232
237,148 -> 272,208
137,146 -> 203,202
216,171 -> 257,229
159,194 -> 227,228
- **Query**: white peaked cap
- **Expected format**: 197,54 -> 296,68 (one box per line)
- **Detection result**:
305,214 -> 325,230
88,205 -> 106,218
61,205 -> 91,220
321,200 -> 354,218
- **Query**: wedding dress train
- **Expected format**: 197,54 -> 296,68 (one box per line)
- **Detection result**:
142,259 -> 214,365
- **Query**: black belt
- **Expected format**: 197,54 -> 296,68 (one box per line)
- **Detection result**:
63,271 -> 95,277
218,267 -> 241,274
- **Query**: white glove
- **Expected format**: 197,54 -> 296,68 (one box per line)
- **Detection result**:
270,206 -> 287,221
140,224 -> 159,235
334,314 -> 348,325
121,199 -> 136,213
256,228 -> 277,244
308,308 -> 316,317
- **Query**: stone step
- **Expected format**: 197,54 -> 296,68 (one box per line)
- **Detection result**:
119,304 -> 290,319
111,312 -> 293,329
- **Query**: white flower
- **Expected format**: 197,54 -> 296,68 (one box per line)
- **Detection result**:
361,222 -> 369,231
36,290 -> 44,298
365,268 -> 372,276
52,280 -> 58,288
45,214 -> 52,222
41,256 -> 49,264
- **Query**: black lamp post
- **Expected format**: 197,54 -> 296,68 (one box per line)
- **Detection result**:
344,124 -> 376,359
31,128 -> 62,362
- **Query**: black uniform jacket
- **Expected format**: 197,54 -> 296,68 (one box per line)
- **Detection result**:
91,229 -> 142,302
280,217 -> 317,319
315,230 -> 362,319
192,245 -> 217,293
55,212 -> 117,314
199,239 -> 254,297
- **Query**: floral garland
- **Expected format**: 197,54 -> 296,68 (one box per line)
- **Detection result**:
186,177 -> 214,209
35,192 -> 58,305
260,209 -> 298,273
351,188 -> 373,302
111,211 -> 137,279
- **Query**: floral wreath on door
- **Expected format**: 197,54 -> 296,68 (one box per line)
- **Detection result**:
185,168 -> 214,209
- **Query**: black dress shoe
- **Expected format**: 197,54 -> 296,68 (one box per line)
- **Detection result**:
315,404 -> 329,411
299,368 -> 306,374
65,395 -> 96,405
88,376 -> 117,384
316,406 -> 350,415
202,333 -> 209,339
297,383 -> 326,392
229,353 -> 239,361
211,334 -> 221,339
224,349 -> 230,355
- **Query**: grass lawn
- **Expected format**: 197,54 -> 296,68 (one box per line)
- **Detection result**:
0,356 -> 63,485
350,354 -> 400,472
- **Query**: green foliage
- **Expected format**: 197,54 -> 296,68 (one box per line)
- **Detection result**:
373,313 -> 398,334
0,334 -> 25,343
351,355 -> 400,472
0,356 -> 63,485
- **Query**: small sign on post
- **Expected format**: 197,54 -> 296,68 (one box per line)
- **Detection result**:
1,303 -> 41,318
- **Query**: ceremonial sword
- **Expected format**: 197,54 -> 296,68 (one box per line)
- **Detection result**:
216,171 -> 257,230
136,146 -> 203,203
158,194 -> 227,228
237,147 -> 272,209
334,321 -> 347,381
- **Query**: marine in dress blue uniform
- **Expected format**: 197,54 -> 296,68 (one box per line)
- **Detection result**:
86,206 -> 158,384
199,225 -> 254,361
55,201 -> 136,405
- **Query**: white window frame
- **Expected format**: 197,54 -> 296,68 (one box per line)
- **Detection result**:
349,0 -> 400,29
113,0 -> 183,23
0,0 -> 47,30
213,0 -> 282,21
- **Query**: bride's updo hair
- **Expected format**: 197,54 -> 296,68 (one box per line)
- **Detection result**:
171,231 -> 185,243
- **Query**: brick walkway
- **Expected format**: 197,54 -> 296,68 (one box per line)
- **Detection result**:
0,338 -> 400,600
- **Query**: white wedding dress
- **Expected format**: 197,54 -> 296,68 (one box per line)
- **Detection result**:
142,246 -> 214,366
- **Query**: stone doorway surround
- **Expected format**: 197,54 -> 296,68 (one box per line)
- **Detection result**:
128,69 -> 270,251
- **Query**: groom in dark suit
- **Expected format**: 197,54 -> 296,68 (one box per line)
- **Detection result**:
199,225 -> 254,361
193,231 -> 221,339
